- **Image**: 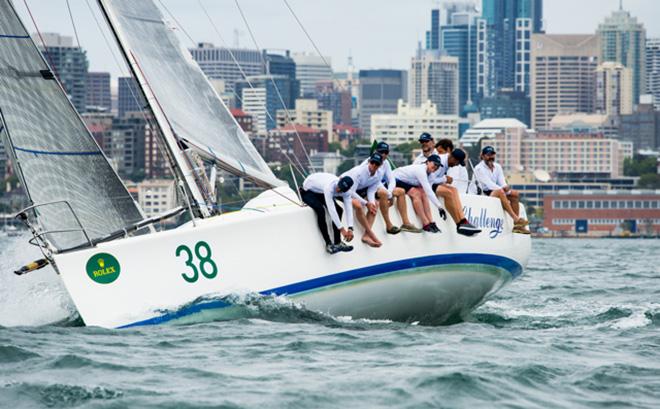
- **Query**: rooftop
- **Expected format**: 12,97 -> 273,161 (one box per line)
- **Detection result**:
470,118 -> 528,130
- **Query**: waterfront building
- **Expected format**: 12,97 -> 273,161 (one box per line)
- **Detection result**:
189,43 -> 262,96
358,69 -> 407,137
597,6 -> 646,104
292,52 -> 333,97
137,180 -> 177,219
35,33 -> 88,112
619,98 -> 660,150
409,49 -> 459,116
264,50 -> 300,109
479,0 -> 544,97
371,100 -> 458,146
276,99 -> 333,142
266,124 -> 328,165
103,113 -> 148,179
531,34 -> 599,129
548,113 -> 619,139
117,77 -> 145,118
595,62 -> 633,116
460,118 -> 527,147
543,190 -> 660,236
647,38 -> 660,110
85,72 -> 111,112
439,3 -> 479,114
479,88 -> 530,127
315,81 -> 352,126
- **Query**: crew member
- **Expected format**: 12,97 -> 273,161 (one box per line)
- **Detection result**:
428,149 -> 482,236
474,146 -> 529,234
435,138 -> 473,194
393,155 -> 446,233
300,173 -> 356,254
361,142 -> 403,235
342,153 -> 384,247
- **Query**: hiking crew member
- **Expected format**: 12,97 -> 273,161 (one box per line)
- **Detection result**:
435,138 -> 473,194
342,153 -> 384,248
361,142 -> 403,235
301,174 -> 356,254
428,149 -> 482,236
474,146 -> 529,234
393,155 -> 445,233
413,132 -> 435,164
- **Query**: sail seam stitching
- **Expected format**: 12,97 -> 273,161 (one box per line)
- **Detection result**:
14,147 -> 102,156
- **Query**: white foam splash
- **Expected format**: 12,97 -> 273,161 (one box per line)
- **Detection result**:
0,235 -> 76,327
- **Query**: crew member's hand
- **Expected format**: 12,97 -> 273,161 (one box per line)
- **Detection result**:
367,202 -> 377,215
341,228 -> 354,242
503,185 -> 511,192
445,175 -> 453,184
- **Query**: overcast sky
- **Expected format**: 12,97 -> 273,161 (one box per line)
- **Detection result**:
13,0 -> 660,79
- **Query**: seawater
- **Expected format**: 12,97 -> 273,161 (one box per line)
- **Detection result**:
0,235 -> 659,408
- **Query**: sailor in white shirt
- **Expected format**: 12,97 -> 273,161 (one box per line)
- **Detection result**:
412,132 -> 435,165
341,153 -> 384,248
434,138 -> 473,194
474,146 -> 529,234
361,142 -> 403,235
393,155 -> 445,233
300,173 -> 356,254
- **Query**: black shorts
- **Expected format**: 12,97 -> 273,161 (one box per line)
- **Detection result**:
432,183 -> 442,191
395,179 -> 416,193
483,189 -> 493,196
356,187 -> 368,199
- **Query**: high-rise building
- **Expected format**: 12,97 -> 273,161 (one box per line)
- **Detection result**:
117,77 -> 145,118
85,72 -> 111,112
292,52 -> 333,97
358,69 -> 407,136
479,88 -> 530,126
479,0 -> 543,97
235,75 -> 294,132
619,99 -> 660,150
264,50 -> 300,109
409,50 -> 459,116
647,38 -> 660,110
189,43 -> 263,97
597,6 -> 646,104
440,3 -> 480,115
315,81 -> 352,126
531,34 -> 599,129
103,113 -> 148,179
425,8 -> 441,50
595,62 -> 633,117
35,33 -> 88,113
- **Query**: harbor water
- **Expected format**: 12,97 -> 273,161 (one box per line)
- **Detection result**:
1,235 -> 659,408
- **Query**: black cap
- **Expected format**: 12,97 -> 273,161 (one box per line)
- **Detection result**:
426,154 -> 443,167
337,176 -> 354,193
375,141 -> 390,154
369,152 -> 384,166
451,149 -> 466,166
418,132 -> 433,143
482,146 -> 496,155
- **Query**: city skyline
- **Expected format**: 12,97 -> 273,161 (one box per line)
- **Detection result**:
14,0 -> 660,81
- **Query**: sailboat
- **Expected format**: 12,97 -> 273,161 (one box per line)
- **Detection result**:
0,0 -> 531,329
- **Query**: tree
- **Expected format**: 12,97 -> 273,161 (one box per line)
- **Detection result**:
624,156 -> 656,177
638,173 -> 660,189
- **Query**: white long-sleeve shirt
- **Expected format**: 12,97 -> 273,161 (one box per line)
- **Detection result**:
413,152 -> 432,165
341,162 -> 378,204
361,158 -> 396,199
474,161 -> 507,192
428,153 -> 449,185
393,164 -> 444,209
302,173 -> 355,229
447,165 -> 470,193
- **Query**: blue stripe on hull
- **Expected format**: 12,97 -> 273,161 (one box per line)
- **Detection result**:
119,253 -> 522,329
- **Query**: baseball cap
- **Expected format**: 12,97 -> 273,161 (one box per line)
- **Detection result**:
418,132 -> 433,143
426,154 -> 443,167
482,146 -> 496,155
451,149 -> 466,166
337,176 -> 354,193
375,141 -> 390,154
369,152 -> 384,166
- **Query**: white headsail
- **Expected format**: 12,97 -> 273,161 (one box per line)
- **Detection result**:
97,0 -> 283,205
0,0 -> 144,252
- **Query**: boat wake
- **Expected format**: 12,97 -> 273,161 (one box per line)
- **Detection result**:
0,237 -> 78,327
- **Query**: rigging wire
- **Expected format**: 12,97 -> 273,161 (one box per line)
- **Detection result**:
233,0 -> 315,176
64,0 -> 81,49
195,0 -> 308,178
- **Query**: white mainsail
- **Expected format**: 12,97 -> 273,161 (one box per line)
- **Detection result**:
97,0 -> 283,201
0,0 -> 144,252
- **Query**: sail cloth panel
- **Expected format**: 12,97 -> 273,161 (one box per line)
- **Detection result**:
101,0 -> 282,187
0,1 -> 144,251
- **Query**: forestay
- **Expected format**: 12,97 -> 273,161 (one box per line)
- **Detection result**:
99,0 -> 282,188
0,1 -> 144,251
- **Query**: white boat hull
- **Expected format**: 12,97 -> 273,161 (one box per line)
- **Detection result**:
53,187 -> 530,329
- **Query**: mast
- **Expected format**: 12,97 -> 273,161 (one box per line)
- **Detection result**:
96,0 -> 212,218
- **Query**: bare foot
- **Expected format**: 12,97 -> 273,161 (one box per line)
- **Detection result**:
361,236 -> 380,248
